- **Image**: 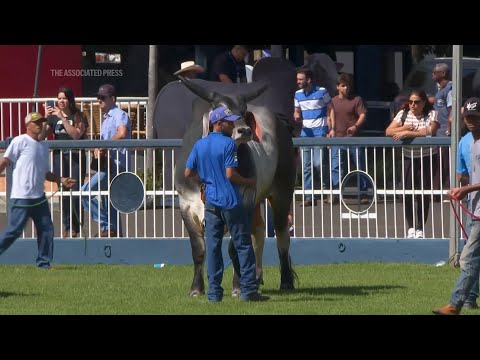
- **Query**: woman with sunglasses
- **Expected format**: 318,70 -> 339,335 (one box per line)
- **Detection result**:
386,89 -> 440,239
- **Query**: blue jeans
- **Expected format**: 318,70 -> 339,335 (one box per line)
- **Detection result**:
81,168 -> 123,235
331,145 -> 367,191
0,196 -> 53,268
302,147 -> 329,201
459,213 -> 479,304
450,220 -> 480,308
204,201 -> 257,302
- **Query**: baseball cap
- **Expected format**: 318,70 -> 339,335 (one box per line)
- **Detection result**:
25,112 -> 46,124
463,97 -> 480,117
209,106 -> 241,124
97,84 -> 116,98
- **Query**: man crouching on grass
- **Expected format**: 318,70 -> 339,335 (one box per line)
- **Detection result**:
0,112 -> 76,269
433,98 -> 480,315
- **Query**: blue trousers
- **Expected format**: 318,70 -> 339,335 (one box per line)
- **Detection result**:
81,168 -> 123,235
450,220 -> 480,308
331,146 -> 367,191
0,196 -> 54,268
459,213 -> 479,304
204,201 -> 257,301
302,147 -> 329,201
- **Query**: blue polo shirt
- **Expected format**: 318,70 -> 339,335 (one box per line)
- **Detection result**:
434,81 -> 452,136
186,132 -> 240,209
101,105 -> 131,170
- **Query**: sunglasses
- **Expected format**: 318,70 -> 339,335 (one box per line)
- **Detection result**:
97,95 -> 107,101
409,100 -> 422,105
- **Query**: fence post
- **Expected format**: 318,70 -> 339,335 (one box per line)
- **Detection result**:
5,137 -> 13,217
449,45 -> 463,267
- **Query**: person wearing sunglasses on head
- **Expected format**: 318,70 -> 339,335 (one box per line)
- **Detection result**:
81,84 -> 131,238
386,89 -> 439,239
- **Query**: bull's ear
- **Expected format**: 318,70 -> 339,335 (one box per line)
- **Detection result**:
244,82 -> 269,103
178,76 -> 217,104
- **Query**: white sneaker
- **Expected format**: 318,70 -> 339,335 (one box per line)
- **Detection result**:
415,229 -> 424,238
407,228 -> 415,238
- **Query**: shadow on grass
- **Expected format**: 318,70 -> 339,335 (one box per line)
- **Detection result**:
50,265 -> 87,271
0,291 -> 32,298
266,285 -> 405,297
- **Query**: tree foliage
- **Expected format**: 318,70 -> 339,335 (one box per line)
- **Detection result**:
410,45 -> 452,63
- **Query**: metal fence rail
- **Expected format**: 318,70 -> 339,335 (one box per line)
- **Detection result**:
0,97 -> 148,140
0,137 -> 458,241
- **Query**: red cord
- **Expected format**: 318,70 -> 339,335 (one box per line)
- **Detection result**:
449,198 -> 469,240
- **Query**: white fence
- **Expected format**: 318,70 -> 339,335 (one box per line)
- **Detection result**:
0,97 -> 148,140
0,137 -> 458,241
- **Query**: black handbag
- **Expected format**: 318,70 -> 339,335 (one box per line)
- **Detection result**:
90,152 -> 110,172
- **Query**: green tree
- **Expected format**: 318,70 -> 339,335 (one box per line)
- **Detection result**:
410,45 -> 452,64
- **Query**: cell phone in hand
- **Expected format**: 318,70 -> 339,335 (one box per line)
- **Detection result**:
46,100 -> 55,108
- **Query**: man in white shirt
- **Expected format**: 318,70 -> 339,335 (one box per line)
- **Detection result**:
0,112 -> 75,269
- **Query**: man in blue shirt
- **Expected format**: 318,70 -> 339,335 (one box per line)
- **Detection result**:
81,84 -> 131,238
185,106 -> 267,302
433,97 -> 480,314
455,115 -> 478,310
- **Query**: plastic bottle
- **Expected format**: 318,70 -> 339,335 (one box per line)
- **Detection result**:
153,263 -> 165,268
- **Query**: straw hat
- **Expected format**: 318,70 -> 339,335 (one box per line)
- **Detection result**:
174,61 -> 205,76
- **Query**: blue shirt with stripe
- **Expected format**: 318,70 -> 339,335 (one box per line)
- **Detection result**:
186,132 -> 240,209
294,86 -> 331,136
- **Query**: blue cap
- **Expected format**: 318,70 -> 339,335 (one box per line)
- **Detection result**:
209,106 -> 241,124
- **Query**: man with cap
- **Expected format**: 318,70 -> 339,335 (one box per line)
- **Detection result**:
81,84 -> 131,237
173,61 -> 205,79
184,105 -> 267,302
0,112 -> 76,269
433,97 -> 480,315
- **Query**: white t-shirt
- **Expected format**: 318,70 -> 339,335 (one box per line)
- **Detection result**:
4,134 -> 50,199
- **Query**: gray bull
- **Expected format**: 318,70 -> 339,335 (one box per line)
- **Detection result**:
154,57 -> 298,295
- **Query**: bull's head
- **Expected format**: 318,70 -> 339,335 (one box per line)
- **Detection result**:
178,75 -> 267,144
177,75 -> 268,115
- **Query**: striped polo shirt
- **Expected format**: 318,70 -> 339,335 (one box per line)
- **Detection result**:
294,86 -> 331,134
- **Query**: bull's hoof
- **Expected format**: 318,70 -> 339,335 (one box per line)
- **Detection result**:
189,289 -> 205,297
232,288 -> 241,297
280,283 -> 294,290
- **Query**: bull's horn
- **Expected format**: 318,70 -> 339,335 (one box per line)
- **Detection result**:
178,75 -> 217,104
243,82 -> 269,103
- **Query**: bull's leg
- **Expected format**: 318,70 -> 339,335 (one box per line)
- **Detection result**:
251,202 -> 266,286
270,197 -> 297,290
228,239 -> 241,297
180,206 -> 206,296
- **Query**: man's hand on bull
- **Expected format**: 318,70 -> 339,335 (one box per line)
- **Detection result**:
246,177 -> 256,188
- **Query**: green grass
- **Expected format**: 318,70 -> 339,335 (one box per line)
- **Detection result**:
0,263 -> 473,315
